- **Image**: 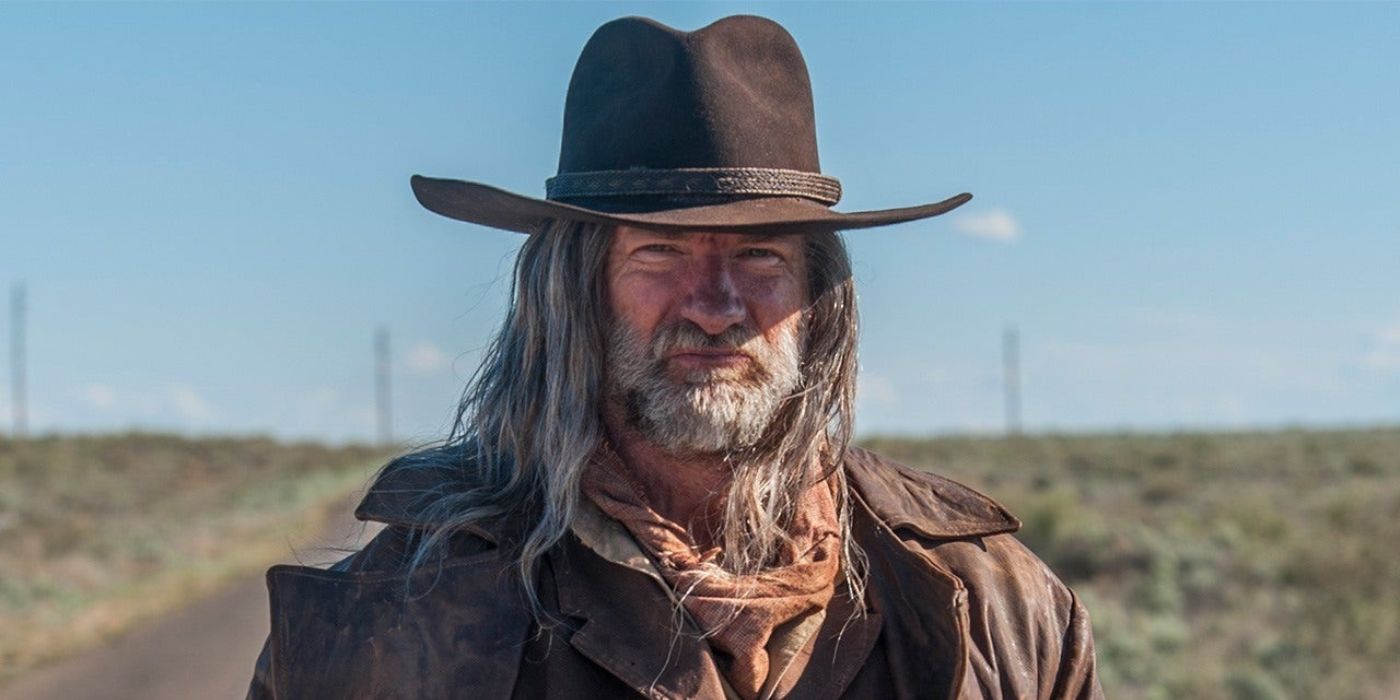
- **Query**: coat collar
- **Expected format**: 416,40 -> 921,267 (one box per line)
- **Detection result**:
352,455 -> 508,544
549,532 -> 732,699
353,445 -> 1020,543
841,447 -> 1021,540
342,445 -> 1013,700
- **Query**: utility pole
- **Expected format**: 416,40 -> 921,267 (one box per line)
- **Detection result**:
10,283 -> 27,438
374,326 -> 392,447
1002,325 -> 1022,436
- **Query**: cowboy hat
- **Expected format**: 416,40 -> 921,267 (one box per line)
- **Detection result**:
411,15 -> 971,234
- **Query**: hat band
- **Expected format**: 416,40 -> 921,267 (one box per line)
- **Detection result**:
545,167 -> 842,206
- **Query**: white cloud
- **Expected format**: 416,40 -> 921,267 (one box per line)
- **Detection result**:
952,209 -> 1023,242
79,383 -> 117,409
168,385 -> 217,422
1362,323 -> 1400,371
117,383 -> 219,426
403,341 -> 450,374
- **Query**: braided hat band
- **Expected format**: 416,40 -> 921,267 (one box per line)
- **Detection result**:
546,167 -> 843,207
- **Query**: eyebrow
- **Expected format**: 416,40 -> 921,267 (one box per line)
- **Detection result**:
636,229 -> 686,240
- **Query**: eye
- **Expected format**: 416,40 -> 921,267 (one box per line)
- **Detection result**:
630,242 -> 682,264
634,243 -> 679,257
740,247 -> 782,260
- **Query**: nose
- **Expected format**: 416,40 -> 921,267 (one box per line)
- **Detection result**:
679,254 -> 746,336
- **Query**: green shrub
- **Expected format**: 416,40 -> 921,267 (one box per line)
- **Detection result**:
861,426 -> 1400,698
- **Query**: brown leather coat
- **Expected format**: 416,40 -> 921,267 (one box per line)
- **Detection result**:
246,448 -> 1102,699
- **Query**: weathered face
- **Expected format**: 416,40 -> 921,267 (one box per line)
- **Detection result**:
605,225 -> 809,454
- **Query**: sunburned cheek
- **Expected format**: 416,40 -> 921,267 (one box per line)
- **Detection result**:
613,302 -> 655,336
606,247 -> 674,300
762,309 -> 806,347
739,274 -> 805,320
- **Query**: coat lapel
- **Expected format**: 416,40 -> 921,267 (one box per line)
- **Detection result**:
779,577 -> 883,700
550,533 -> 732,699
552,500 -> 892,700
842,447 -> 1020,539
266,551 -> 530,699
850,499 -> 971,700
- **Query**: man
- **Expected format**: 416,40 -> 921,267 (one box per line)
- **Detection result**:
248,15 -> 1101,700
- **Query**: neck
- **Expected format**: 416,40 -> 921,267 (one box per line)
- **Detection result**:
602,399 -> 732,549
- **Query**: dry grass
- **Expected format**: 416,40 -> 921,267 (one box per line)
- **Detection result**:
861,427 -> 1400,700
5,427 -> 1394,698
0,433 -> 389,681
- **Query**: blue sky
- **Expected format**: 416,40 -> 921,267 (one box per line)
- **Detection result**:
2,2 -> 1397,443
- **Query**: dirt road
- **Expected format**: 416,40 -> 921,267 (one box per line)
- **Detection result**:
2,500 -> 382,700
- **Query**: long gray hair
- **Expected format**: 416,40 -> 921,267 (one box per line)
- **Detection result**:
386,218 -> 864,611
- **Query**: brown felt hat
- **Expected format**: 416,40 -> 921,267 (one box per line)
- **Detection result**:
412,15 -> 972,234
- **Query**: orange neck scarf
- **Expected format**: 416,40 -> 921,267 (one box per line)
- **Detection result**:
580,452 -> 841,699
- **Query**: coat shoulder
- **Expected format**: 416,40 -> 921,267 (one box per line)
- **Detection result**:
849,445 -> 1075,625
353,445 -> 479,527
927,532 -> 1102,698
844,446 -> 1022,539
350,444 -> 521,548
845,448 -> 1097,700
846,447 -> 1101,697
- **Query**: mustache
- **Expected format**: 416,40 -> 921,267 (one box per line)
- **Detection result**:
649,322 -> 760,359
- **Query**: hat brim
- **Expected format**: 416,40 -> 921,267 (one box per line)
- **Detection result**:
410,175 -> 972,234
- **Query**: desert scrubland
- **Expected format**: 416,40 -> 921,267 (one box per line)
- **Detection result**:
2,428 -> 1396,698
866,427 -> 1400,699
0,433 -> 387,680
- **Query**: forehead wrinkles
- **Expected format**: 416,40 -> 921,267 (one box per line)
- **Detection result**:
613,227 -> 804,253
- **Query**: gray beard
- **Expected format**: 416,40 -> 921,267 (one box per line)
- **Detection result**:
606,320 -> 804,456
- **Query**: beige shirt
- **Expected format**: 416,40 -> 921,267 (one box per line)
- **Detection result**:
571,498 -> 827,700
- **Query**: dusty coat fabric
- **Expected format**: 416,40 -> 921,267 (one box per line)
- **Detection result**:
246,448 -> 1103,699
